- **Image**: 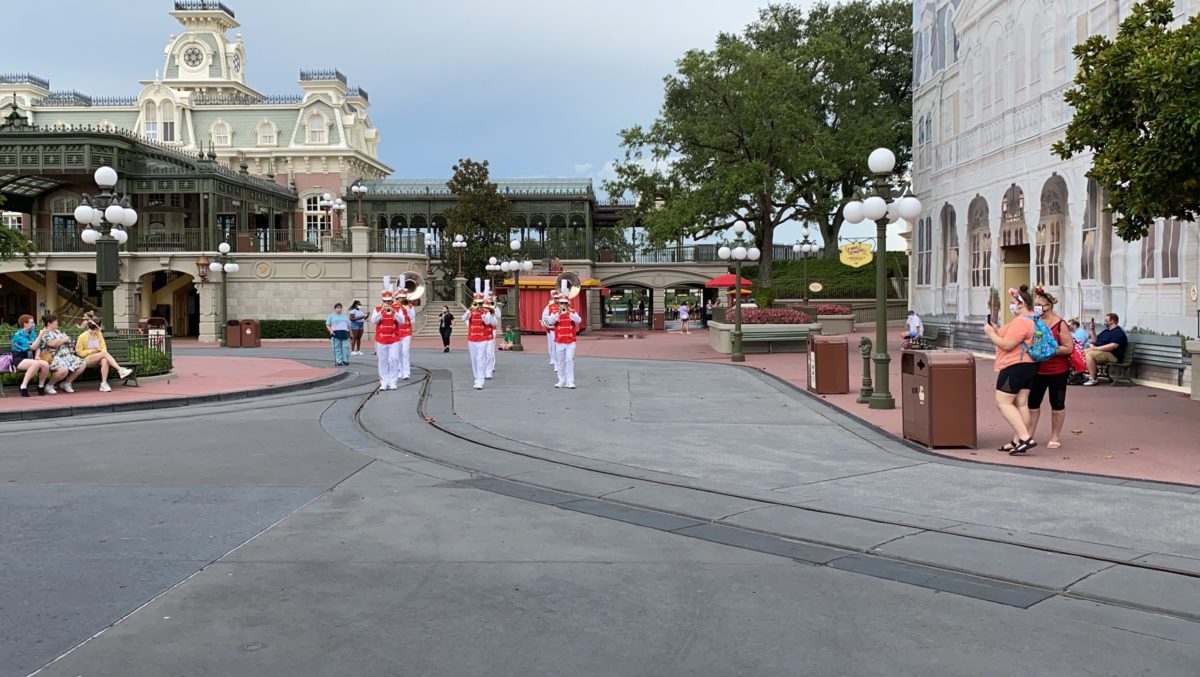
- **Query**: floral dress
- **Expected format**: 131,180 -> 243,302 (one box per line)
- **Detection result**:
44,329 -> 84,372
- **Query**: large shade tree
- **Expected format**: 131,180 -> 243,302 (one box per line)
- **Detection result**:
440,159 -> 515,291
603,0 -> 912,289
1052,0 -> 1200,240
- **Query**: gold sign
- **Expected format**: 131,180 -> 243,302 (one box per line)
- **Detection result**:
839,242 -> 874,268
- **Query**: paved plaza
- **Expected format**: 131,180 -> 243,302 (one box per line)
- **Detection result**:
3,346 -> 1199,676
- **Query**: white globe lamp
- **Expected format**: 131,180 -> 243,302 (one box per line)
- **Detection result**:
897,196 -> 923,221
732,246 -> 747,261
218,242 -> 231,255
842,201 -> 864,225
209,261 -> 223,273
861,196 -> 888,221
94,166 -> 118,188
867,148 -> 896,174
748,247 -> 761,261
509,239 -> 521,251
105,204 -> 124,224
717,246 -> 731,260
81,228 -> 99,245
74,204 -> 94,225
226,262 -> 240,274
732,221 -> 747,235
112,229 -> 128,245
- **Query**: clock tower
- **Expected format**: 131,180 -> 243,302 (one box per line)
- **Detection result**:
158,1 -> 255,97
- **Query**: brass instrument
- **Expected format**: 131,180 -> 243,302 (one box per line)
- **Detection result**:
555,271 -> 581,301
398,272 -> 425,304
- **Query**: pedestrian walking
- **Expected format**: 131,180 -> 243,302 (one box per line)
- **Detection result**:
1027,288 -> 1074,449
678,301 -> 690,334
347,300 -> 366,355
438,305 -> 454,352
984,285 -> 1039,455
327,303 -> 351,366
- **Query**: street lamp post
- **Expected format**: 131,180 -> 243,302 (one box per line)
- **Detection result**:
792,226 -> 817,305
351,181 -> 369,226
206,242 -> 240,347
75,166 -> 136,331
841,148 -> 922,410
716,221 -> 761,363
452,234 -> 467,277
499,239 -> 533,352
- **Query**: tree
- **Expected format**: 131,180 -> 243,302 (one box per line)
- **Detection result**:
440,159 -> 515,291
603,1 -> 912,290
0,195 -> 36,266
1052,0 -> 1200,240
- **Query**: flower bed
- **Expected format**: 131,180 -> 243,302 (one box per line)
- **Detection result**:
740,308 -> 811,324
813,304 -> 851,316
813,303 -> 854,335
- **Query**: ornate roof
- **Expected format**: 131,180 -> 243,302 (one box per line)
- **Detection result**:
363,178 -> 595,199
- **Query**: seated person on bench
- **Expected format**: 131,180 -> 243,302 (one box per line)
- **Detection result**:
1082,313 -> 1128,386
76,319 -> 134,392
901,310 -> 923,348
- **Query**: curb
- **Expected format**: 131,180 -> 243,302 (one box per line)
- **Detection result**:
0,370 -> 350,423
740,363 -> 1200,494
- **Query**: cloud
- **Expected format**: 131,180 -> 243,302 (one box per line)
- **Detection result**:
573,163 -> 595,174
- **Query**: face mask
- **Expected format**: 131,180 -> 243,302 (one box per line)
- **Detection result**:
1032,305 -> 1045,317
1008,303 -> 1019,315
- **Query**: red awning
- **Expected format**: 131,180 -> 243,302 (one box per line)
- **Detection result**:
705,274 -> 753,288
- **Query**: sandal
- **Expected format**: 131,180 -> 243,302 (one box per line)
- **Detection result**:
1047,440 -> 1061,449
1010,438 -> 1038,455
998,440 -> 1019,452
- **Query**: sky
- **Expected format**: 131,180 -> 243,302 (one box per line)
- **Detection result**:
1,0 -> 907,249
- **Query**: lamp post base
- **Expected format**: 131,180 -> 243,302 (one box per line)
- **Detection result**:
730,353 -> 746,363
868,352 -> 894,410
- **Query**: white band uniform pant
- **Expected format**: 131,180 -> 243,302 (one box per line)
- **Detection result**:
554,342 -> 576,387
468,340 -> 489,387
376,342 -> 400,386
397,336 -> 412,379
486,337 -> 496,378
546,330 -> 557,369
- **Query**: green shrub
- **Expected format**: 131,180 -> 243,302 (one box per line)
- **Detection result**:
754,287 -> 776,308
259,319 -> 329,339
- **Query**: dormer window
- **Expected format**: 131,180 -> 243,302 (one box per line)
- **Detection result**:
212,120 -> 230,146
258,120 -> 276,146
143,102 -> 157,142
307,112 -> 327,144
160,100 -> 176,142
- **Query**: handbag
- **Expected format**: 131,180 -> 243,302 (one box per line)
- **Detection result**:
38,349 -> 54,364
1069,342 -> 1088,373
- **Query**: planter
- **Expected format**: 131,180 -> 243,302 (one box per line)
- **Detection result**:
816,314 -> 854,335
1186,340 -> 1200,401
707,320 -> 823,354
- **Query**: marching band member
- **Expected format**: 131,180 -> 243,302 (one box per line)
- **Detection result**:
543,293 -> 560,371
463,291 -> 498,390
552,295 -> 582,389
394,288 -> 414,380
483,283 -> 498,379
370,288 -> 402,390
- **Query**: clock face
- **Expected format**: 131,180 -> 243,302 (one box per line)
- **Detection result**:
233,54 -> 242,73
183,47 -> 204,68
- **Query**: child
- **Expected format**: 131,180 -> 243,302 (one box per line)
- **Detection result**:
499,325 -> 517,351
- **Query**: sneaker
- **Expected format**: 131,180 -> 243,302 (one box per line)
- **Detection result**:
37,385 -> 45,396
379,381 -> 388,390
44,384 -> 57,395
61,382 -> 74,393
19,387 -> 29,398
473,383 -> 483,390
99,382 -> 112,392
1082,379 -> 1098,386
566,383 -> 576,389
554,381 -> 564,388
117,367 -> 133,379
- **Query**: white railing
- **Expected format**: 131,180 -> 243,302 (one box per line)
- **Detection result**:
930,84 -> 1074,176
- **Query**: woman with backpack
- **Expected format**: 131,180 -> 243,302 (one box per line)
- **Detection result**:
1027,288 -> 1075,450
983,285 -> 1042,455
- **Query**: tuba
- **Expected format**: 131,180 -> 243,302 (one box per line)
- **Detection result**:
554,271 -> 581,301
398,272 -> 425,304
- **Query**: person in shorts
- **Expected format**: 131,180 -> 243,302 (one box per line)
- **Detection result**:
347,300 -> 366,356
984,285 -> 1039,455
1083,313 -> 1128,386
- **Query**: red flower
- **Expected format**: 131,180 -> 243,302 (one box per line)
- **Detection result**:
741,308 -> 811,324
814,304 -> 851,315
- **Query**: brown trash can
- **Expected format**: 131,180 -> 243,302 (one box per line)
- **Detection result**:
240,319 -> 262,348
225,320 -> 242,348
807,334 -> 850,394
901,349 -> 977,448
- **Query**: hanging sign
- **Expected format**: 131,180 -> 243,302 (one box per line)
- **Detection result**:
839,242 -> 874,268
809,282 -> 824,293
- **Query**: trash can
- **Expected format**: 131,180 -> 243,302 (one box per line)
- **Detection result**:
225,320 -> 242,348
808,334 -> 850,394
240,319 -> 261,348
901,349 -> 976,448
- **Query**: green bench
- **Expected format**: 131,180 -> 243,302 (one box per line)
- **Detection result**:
1128,336 -> 1189,386
1097,342 -> 1136,386
288,240 -> 320,253
0,338 -> 141,396
741,328 -> 814,354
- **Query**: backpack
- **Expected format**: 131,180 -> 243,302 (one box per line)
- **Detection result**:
1023,314 -> 1059,362
0,352 -> 12,373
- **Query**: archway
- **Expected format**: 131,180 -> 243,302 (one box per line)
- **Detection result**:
999,184 -> 1029,322
603,284 -> 653,329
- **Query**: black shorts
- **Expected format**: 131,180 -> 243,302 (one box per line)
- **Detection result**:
996,362 -> 1038,394
1028,371 -> 1069,411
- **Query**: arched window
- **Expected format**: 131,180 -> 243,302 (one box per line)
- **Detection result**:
942,204 -> 958,286
1014,28 -> 1026,95
1037,178 -> 1066,287
258,121 -> 276,146
159,100 -> 175,142
969,197 -> 991,287
143,101 -> 157,142
980,48 -> 993,114
307,113 -> 327,144
212,121 -> 230,146
1161,218 -> 1182,279
992,37 -> 1005,109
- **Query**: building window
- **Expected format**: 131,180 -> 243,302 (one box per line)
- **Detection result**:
159,101 -> 175,142
146,194 -> 166,207
1161,217 -> 1181,279
916,218 -> 933,286
1036,221 -> 1062,287
1140,221 -> 1156,279
969,198 -> 991,287
143,101 -> 157,142
213,121 -> 230,146
307,113 -> 326,144
942,205 -> 958,286
304,195 -> 324,244
2,213 -> 21,229
170,193 -> 182,208
259,121 -> 276,146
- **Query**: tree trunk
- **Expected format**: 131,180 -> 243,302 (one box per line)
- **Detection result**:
818,213 -> 842,260
757,219 -> 775,289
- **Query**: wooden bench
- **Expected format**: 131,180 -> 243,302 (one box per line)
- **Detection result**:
911,321 -> 953,350
741,328 -> 813,354
85,338 -> 142,387
1130,335 -> 1189,386
1097,343 -> 1136,386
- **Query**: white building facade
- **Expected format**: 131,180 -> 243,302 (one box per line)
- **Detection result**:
910,0 -> 1200,344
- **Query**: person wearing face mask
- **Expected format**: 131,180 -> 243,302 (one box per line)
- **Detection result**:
983,285 -> 1039,455
1083,313 -> 1128,386
9,314 -> 50,396
1027,288 -> 1074,449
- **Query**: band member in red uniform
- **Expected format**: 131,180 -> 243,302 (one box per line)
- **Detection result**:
394,289 -> 414,380
482,295 -> 498,379
371,290 -> 401,390
543,293 -> 560,371
552,296 -> 582,389
463,292 -> 497,390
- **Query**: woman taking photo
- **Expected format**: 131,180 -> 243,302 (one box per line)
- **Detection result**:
438,305 -> 454,352
347,300 -> 366,356
9,314 -> 49,396
983,286 -> 1039,455
1027,288 -> 1074,449
75,319 -> 135,392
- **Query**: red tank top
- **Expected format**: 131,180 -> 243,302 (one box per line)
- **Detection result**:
395,308 -> 413,339
1038,319 -> 1070,375
467,312 -> 490,342
374,307 -> 400,345
554,313 -> 577,343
